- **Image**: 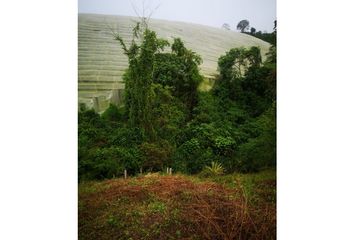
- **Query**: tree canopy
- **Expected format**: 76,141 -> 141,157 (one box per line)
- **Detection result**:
250,27 -> 256,35
237,19 -> 250,32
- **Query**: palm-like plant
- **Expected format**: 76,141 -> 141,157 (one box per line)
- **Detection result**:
203,161 -> 224,176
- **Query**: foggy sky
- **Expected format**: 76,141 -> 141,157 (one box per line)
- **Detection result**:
78,0 -> 276,33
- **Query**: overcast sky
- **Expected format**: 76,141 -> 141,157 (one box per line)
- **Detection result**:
78,0 -> 276,33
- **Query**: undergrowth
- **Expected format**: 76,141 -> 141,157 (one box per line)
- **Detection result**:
79,169 -> 275,240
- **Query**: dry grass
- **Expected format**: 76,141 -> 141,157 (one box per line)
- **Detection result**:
79,172 -> 275,240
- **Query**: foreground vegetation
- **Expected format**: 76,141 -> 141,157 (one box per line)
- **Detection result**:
79,169 -> 276,240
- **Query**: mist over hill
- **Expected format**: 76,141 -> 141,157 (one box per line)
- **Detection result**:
78,13 -> 271,112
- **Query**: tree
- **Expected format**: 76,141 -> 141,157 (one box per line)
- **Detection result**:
222,23 -> 230,30
113,22 -> 169,140
153,38 -> 203,118
250,27 -> 256,35
213,46 -> 275,117
237,20 -> 249,33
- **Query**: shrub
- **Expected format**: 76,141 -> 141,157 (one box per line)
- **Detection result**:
80,147 -> 142,180
200,161 -> 225,177
172,139 -> 214,174
150,84 -> 187,141
101,103 -> 122,122
140,141 -> 173,172
108,127 -> 144,147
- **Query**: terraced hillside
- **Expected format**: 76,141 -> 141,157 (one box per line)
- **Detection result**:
78,13 -> 271,112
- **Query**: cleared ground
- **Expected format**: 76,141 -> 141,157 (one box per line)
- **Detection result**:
79,169 -> 276,240
78,14 -> 271,112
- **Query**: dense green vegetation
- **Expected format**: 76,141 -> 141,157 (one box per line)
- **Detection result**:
245,20 -> 277,45
245,31 -> 276,45
78,21 -> 276,181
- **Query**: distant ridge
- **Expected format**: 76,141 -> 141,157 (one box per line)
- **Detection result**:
78,13 -> 271,112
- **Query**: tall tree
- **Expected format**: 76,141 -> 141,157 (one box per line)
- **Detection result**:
114,22 -> 169,139
214,46 -> 262,102
250,27 -> 256,35
237,20 -> 250,33
153,38 -> 203,118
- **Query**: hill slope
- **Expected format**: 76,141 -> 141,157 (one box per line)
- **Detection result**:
78,13 -> 271,112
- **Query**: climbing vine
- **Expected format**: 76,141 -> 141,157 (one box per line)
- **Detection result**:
115,22 -> 169,140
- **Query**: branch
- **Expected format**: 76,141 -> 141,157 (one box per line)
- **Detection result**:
104,19 -> 129,54
130,0 -> 142,19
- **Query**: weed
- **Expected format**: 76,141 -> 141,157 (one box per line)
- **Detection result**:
128,178 -> 140,186
148,201 -> 166,214
106,214 -> 118,227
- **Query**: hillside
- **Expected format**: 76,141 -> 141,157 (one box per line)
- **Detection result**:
78,13 -> 271,112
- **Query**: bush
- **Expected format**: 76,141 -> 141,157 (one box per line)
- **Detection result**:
108,127 -> 144,147
140,141 -> 173,172
172,139 -> 214,174
150,84 -> 187,141
236,104 -> 276,172
200,161 -> 225,177
81,146 -> 142,180
192,92 -> 221,124
101,103 -> 122,122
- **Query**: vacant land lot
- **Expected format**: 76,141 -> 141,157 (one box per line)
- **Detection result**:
79,169 -> 275,240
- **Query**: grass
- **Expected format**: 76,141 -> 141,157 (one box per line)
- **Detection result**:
205,169 -> 276,204
79,169 -> 275,239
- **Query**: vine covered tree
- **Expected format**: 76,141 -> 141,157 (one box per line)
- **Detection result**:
112,18 -> 203,138
153,38 -> 203,118
114,22 -> 169,139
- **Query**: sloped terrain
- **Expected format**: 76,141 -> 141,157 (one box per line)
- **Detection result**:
79,170 -> 276,240
78,13 -> 271,112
